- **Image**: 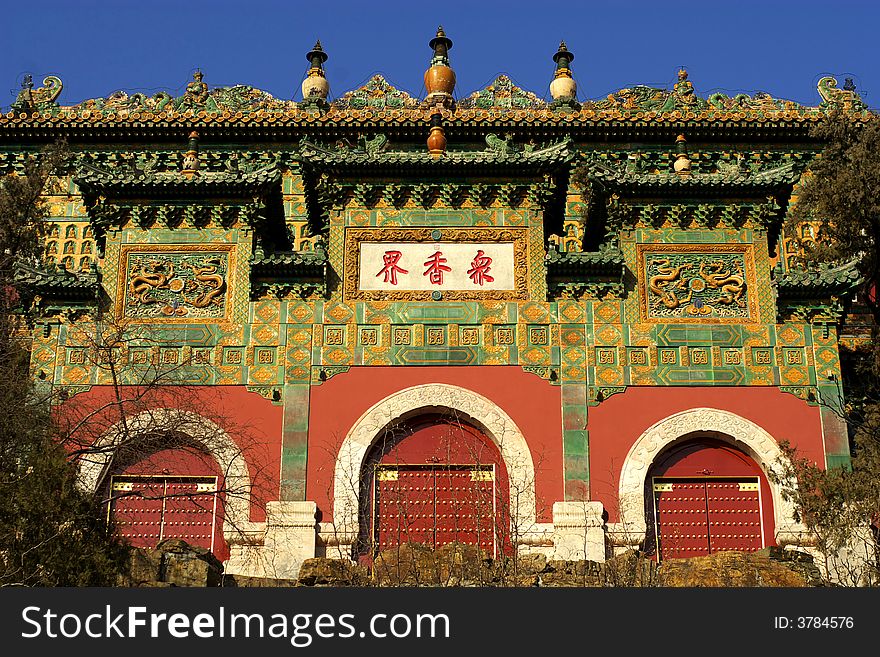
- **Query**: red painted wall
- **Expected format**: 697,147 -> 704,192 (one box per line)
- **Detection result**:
307,366 -> 563,523
59,385 -> 283,523
588,386 -> 825,524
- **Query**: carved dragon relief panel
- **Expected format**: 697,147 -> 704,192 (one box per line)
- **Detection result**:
116,244 -> 235,322
636,244 -> 758,323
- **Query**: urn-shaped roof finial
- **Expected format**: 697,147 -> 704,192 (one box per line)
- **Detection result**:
301,39 -> 330,103
673,134 -> 691,175
550,40 -> 577,102
423,26 -> 456,109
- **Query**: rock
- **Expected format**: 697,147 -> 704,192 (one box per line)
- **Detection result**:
297,558 -> 369,586
515,553 -> 547,575
163,551 -> 222,587
122,540 -> 223,587
658,550 -> 819,587
434,542 -> 491,584
124,548 -> 162,585
541,560 -> 603,587
122,540 -> 824,588
602,550 -> 658,587
222,575 -> 298,587
373,542 -> 492,586
372,542 -> 441,586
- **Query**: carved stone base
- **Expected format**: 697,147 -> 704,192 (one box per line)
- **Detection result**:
551,501 -> 606,562
223,501 -> 318,580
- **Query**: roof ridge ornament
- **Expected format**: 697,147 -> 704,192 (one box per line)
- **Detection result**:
817,76 -> 868,113
332,74 -> 419,110
458,74 -> 546,110
485,133 -> 520,155
11,74 -> 63,113
423,26 -> 456,110
300,40 -> 330,113
549,41 -> 579,112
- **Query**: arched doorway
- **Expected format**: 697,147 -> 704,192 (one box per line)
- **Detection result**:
105,442 -> 230,561
81,409 -> 254,563
613,408 -> 799,551
359,414 -> 510,558
645,438 -> 774,560
332,383 -> 536,557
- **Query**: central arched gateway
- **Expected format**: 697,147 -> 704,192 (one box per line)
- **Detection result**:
361,414 -> 510,557
332,383 -> 536,553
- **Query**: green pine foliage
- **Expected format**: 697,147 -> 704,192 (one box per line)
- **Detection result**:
785,110 -> 880,327
778,112 -> 880,582
0,143 -> 129,586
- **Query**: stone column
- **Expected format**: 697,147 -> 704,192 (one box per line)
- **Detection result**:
260,500 -> 318,580
552,501 -> 606,562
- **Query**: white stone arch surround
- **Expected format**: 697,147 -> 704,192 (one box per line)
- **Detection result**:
332,383 -> 537,545
78,408 -> 253,537
612,407 -> 801,547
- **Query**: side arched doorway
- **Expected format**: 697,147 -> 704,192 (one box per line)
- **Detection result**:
81,409 -> 254,564
645,438 -> 774,561
105,442 -> 230,561
359,414 -> 510,558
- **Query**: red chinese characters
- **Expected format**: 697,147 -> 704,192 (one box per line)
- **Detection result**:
376,250 -> 408,286
467,250 -> 494,286
423,251 -> 452,285
373,247 -> 500,288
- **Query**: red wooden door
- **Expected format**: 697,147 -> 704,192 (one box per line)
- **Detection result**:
375,465 -> 496,554
704,480 -> 763,553
653,478 -> 763,560
110,476 -> 219,553
105,447 -> 228,560
369,416 -> 506,557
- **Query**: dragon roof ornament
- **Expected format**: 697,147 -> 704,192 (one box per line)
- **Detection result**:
589,69 -> 812,114
298,134 -> 573,168
331,74 -> 419,110
66,72 -> 296,115
1,68 -> 871,125
10,75 -> 63,113
458,75 -> 546,110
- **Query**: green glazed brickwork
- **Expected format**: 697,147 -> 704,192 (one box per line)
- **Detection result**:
23,126 -> 857,506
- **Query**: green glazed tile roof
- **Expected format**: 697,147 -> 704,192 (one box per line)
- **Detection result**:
251,248 -> 328,275
582,160 -> 805,192
74,163 -> 281,197
297,137 -> 573,173
545,247 -> 625,275
14,262 -> 99,298
775,260 -> 862,298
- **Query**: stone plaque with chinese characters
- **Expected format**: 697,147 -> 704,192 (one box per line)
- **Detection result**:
344,227 -> 528,300
116,244 -> 235,322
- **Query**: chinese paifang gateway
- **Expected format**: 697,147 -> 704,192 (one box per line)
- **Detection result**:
4,28 -> 872,578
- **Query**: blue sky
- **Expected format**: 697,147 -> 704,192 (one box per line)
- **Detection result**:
3,0 -> 878,110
